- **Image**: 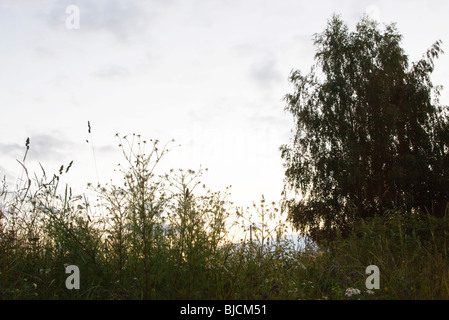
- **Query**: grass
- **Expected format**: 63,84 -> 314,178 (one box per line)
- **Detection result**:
1,133 -> 448,300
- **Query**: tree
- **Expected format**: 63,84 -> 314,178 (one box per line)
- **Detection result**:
280,15 -> 449,242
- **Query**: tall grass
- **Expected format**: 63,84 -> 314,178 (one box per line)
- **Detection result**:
324,210 -> 449,299
1,134 -> 448,300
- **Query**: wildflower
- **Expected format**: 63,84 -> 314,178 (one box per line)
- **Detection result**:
302,280 -> 314,288
271,284 -> 280,294
205,261 -> 211,269
366,290 -> 375,295
345,287 -> 361,297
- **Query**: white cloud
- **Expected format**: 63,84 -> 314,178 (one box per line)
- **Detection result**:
1,0 -> 448,208
249,58 -> 283,88
0,142 -> 25,159
91,64 -> 130,79
38,0 -> 155,40
365,5 -> 381,21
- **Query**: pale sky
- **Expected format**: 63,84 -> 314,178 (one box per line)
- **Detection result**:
1,0 -> 448,209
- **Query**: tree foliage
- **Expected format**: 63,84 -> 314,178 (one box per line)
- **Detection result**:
281,15 -> 449,241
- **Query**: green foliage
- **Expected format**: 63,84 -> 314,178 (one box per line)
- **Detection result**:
0,135 -> 297,299
322,210 -> 449,299
281,15 -> 449,241
1,134 -> 449,300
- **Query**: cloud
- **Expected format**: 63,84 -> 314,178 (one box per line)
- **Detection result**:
365,5 -> 380,21
94,144 -> 116,154
26,132 -> 74,161
91,64 -> 130,79
39,0 -> 160,41
32,46 -> 56,59
0,0 -> 49,10
249,58 -> 283,87
0,142 -> 26,159
0,165 -> 8,177
0,132 -> 76,162
0,165 -> 16,187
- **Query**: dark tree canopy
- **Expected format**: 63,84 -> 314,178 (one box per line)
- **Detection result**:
281,15 -> 449,241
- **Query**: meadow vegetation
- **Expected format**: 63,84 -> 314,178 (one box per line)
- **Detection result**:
1,134 -> 448,300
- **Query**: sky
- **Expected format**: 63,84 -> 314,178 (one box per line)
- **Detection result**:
1,0 -> 449,211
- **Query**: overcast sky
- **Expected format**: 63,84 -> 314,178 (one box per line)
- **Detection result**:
1,0 -> 448,209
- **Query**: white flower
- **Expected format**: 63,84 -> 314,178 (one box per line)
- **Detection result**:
40,268 -> 51,274
113,189 -> 125,196
366,289 -> 375,295
345,287 -> 361,297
